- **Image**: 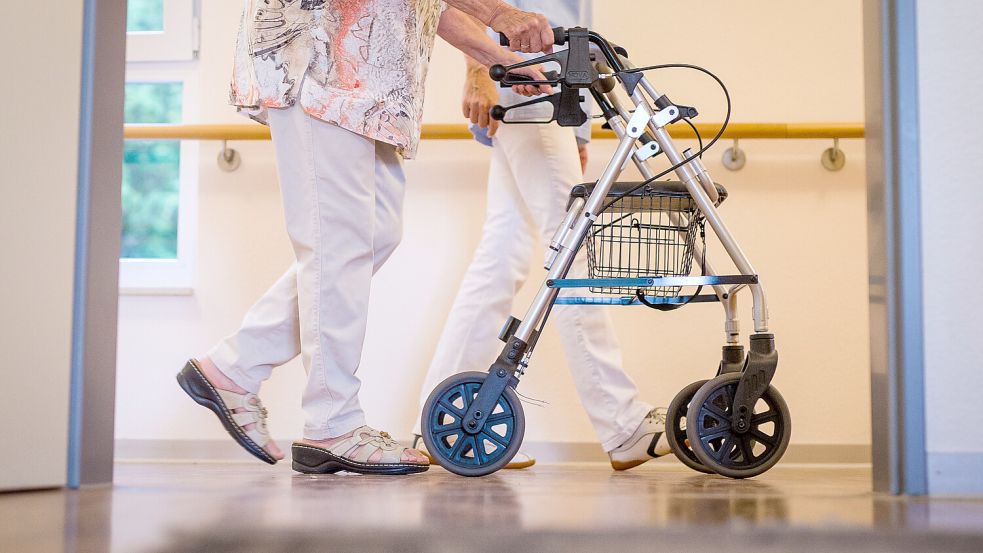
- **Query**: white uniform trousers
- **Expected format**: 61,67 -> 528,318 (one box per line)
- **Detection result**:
415,123 -> 651,451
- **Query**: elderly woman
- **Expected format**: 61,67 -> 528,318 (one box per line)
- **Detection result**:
176,0 -> 555,475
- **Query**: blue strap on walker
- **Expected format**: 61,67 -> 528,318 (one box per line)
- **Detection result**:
547,275 -> 758,306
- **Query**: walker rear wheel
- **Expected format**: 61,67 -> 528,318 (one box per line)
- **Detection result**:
421,371 -> 525,477
666,380 -> 715,474
686,372 -> 791,479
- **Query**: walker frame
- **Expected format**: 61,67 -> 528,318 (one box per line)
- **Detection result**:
421,27 -> 790,478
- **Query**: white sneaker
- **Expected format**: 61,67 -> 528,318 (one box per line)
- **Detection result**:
608,407 -> 672,471
412,435 -> 536,469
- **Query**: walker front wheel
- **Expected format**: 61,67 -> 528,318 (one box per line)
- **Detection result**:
666,380 -> 715,474
686,372 -> 791,479
421,371 -> 525,477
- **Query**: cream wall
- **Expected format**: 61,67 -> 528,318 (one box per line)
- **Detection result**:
916,0 -> 983,493
0,3 -> 83,489
116,0 -> 870,454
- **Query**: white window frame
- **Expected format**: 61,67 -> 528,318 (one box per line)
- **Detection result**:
119,68 -> 199,295
126,0 -> 200,62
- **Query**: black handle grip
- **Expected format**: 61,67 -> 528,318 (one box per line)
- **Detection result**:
499,27 -> 566,48
508,70 -> 559,83
490,105 -> 507,121
489,66 -> 559,84
489,64 -> 508,81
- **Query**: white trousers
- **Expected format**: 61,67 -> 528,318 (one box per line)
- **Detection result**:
415,123 -> 652,451
207,104 -> 405,440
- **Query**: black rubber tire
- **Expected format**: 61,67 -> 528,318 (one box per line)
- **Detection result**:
421,371 -> 525,477
666,380 -> 715,474
685,372 -> 791,479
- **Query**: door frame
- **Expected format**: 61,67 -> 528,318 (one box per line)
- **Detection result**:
68,0 -> 126,488
863,0 -> 928,495
67,0 -> 929,493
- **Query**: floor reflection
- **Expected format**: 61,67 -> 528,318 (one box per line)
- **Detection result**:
3,462 -> 983,552
64,488 -> 114,553
421,474 -> 522,528
663,475 -> 789,525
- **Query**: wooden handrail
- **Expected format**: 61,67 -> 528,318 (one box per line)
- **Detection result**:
124,122 -> 864,141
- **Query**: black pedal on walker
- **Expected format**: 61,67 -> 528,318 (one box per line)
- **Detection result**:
499,316 -> 522,343
730,334 -> 778,433
498,315 -> 541,347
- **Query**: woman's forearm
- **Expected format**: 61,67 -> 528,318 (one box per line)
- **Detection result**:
438,7 -> 511,67
443,0 -> 506,26
444,0 -> 554,54
439,6 -> 553,96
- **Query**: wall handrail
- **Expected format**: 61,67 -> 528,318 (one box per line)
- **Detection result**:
123,122 -> 864,141
123,122 -> 865,172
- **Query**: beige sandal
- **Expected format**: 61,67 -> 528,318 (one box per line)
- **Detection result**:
292,426 -> 429,475
176,360 -> 277,464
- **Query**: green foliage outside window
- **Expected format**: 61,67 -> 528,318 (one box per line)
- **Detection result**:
127,0 -> 164,32
122,82 -> 183,259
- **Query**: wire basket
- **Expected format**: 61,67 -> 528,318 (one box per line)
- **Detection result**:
584,183 -> 705,296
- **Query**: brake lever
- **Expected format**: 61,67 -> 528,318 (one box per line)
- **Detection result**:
490,94 -> 559,123
491,27 -> 598,89
489,50 -> 568,87
490,69 -> 560,88
490,87 -> 587,128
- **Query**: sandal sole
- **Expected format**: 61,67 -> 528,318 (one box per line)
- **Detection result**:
292,443 -> 429,476
176,360 -> 277,465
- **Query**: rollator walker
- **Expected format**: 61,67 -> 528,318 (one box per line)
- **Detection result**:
421,27 -> 791,478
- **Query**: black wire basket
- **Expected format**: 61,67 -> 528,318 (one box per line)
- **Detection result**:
577,182 -> 707,297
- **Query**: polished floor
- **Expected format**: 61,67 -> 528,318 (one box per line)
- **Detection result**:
3,461 -> 983,552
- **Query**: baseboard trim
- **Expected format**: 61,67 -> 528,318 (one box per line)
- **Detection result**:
115,439 -> 871,465
928,452 -> 983,495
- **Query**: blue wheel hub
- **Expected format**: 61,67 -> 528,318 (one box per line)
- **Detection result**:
429,381 -> 517,468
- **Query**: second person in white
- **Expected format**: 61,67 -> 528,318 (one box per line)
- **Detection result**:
413,0 -> 673,471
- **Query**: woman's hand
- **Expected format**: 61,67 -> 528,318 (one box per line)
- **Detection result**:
496,50 -> 553,96
442,2 -> 554,55
463,64 -> 501,136
504,63 -> 554,97
486,3 -> 554,54
437,6 -> 553,97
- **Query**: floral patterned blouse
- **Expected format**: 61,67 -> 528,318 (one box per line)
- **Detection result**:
231,0 -> 446,159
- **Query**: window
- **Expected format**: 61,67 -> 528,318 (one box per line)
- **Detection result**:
127,0 -> 164,32
126,0 -> 198,62
121,0 -> 200,293
120,81 -> 198,293
122,82 -> 182,261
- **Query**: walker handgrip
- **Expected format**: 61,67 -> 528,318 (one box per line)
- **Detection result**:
489,66 -> 560,85
499,27 -> 567,48
489,64 -> 508,82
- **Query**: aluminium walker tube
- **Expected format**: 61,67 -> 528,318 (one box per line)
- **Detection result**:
623,57 -> 722,205
629,76 -> 770,332
607,108 -> 740,344
512,132 -> 638,345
